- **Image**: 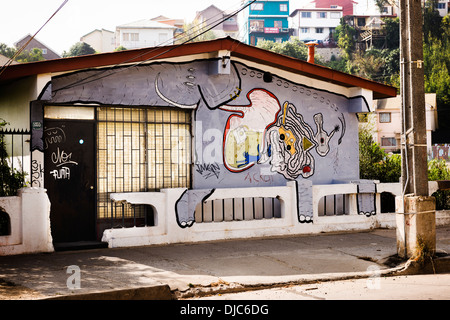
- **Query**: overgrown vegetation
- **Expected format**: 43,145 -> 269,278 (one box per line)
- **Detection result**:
359,126 -> 401,183
359,125 -> 450,210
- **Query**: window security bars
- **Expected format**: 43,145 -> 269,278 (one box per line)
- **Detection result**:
97,107 -> 191,229
318,194 -> 349,216
195,197 -> 282,223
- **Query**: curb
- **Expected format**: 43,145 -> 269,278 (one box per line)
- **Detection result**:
176,255 -> 450,299
40,255 -> 450,300
43,284 -> 176,300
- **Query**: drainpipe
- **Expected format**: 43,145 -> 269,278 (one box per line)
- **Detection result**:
306,42 -> 318,64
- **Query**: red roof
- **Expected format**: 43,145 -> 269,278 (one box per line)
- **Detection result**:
0,37 -> 396,99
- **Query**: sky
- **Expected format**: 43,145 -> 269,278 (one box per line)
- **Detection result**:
0,0 -> 377,55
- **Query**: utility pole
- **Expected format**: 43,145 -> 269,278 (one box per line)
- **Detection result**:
397,0 -> 436,258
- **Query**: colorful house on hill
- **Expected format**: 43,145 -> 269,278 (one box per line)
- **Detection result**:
241,0 -> 292,46
0,37 -> 398,253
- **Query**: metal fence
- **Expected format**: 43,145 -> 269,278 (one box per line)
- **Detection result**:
0,129 -> 30,195
195,197 -> 282,223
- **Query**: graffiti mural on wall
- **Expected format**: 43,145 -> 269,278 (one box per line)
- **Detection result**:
47,58 -> 369,228
220,89 -> 280,172
431,144 -> 450,160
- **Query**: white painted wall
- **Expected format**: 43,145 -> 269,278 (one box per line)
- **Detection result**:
99,181 -> 415,248
117,27 -> 174,49
0,188 -> 53,255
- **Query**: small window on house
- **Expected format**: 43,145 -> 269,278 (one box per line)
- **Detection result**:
381,137 -> 397,147
330,12 -> 341,19
251,3 -> 264,10
316,28 -> 324,34
357,18 -> 366,27
274,21 -> 283,28
379,112 -> 391,123
96,107 -> 192,221
42,48 -> 47,54
317,12 -> 327,18
280,4 -> 288,12
301,12 -> 312,18
250,20 -> 264,31
301,28 -> 309,33
123,33 -> 139,41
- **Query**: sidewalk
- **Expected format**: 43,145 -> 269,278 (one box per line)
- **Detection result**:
0,226 -> 449,300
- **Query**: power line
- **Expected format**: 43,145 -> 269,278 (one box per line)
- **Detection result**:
53,0 -> 256,93
0,0 -> 69,77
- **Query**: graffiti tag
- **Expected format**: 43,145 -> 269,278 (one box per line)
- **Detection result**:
196,162 -> 220,179
51,147 -> 78,167
50,167 -> 71,180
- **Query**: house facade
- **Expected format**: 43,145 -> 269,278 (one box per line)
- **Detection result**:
0,37 -> 397,250
241,0 -> 292,46
194,5 -> 240,40
290,7 -> 343,44
14,35 -> 61,60
115,19 -> 177,49
372,94 -> 438,155
80,29 -> 116,53
312,0 -> 356,16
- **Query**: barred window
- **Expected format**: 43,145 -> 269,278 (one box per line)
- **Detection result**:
97,107 -> 191,220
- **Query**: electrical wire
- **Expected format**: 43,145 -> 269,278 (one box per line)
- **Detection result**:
0,0 -> 69,77
53,0 -> 256,93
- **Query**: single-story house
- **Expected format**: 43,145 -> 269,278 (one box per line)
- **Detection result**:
0,37 -> 398,252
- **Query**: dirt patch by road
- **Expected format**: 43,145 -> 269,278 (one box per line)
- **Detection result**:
0,279 -> 44,300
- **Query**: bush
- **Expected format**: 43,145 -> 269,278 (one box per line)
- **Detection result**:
428,159 -> 450,209
359,127 -> 401,183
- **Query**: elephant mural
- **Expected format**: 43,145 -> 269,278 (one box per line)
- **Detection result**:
47,58 -> 370,228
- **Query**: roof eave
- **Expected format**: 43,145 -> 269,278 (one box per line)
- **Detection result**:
0,37 -> 397,99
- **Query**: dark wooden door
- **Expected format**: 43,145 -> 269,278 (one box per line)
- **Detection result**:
44,120 -> 96,243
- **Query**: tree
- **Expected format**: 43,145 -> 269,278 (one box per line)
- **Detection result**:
0,43 -> 44,63
63,42 -> 96,57
423,0 -> 443,44
182,21 -> 217,43
334,18 -> 357,60
15,48 -> 44,63
0,43 -> 16,59
257,38 -> 308,61
384,17 -> 400,49
359,126 -> 401,183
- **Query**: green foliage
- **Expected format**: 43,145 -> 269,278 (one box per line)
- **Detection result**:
257,38 -> 308,61
359,127 -> 401,183
334,18 -> 357,60
428,159 -> 450,209
0,119 -> 26,196
62,42 -> 96,57
0,43 -> 44,63
182,21 -> 217,43
423,0 -> 444,44
359,126 -> 450,209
